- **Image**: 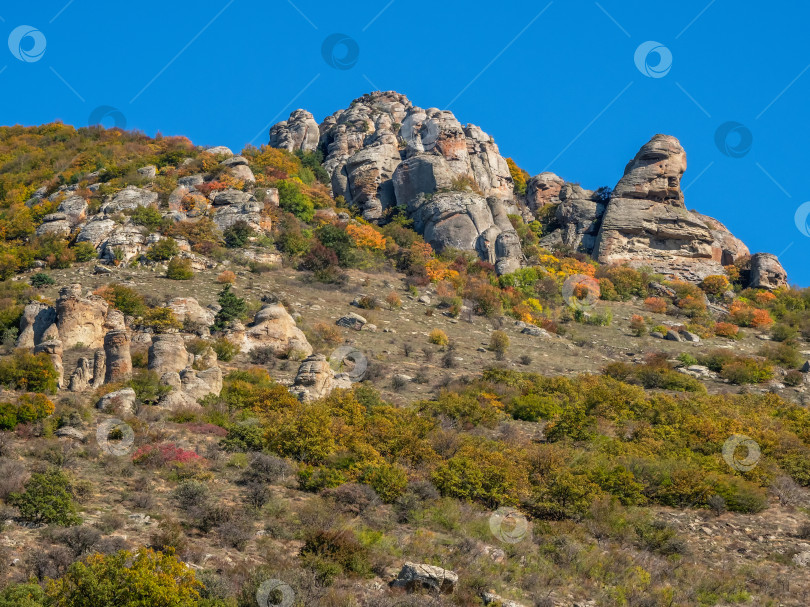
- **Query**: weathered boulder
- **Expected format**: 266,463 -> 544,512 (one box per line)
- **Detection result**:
207,145 -> 233,157
148,334 -> 192,376
268,109 -> 320,152
525,172 -> 564,212
593,135 -> 726,281
54,427 -> 86,441
35,213 -> 71,237
336,312 -> 367,330
481,592 -> 527,607
104,330 -> 132,384
212,195 -> 266,233
91,350 -> 106,389
390,562 -> 458,594
137,165 -> 157,178
101,223 -> 146,263
56,285 -> 109,349
16,302 -> 57,349
289,354 -> 351,402
168,297 -> 216,328
748,253 -> 788,289
240,304 -> 312,356
101,186 -> 158,214
34,339 -> 64,389
96,387 -> 136,416
334,141 -> 401,221
58,195 -> 89,226
68,357 -> 94,392
538,184 -> 607,255
76,217 -> 117,248
180,366 -> 223,400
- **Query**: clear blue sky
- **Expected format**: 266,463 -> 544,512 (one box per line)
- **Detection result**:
2,1 -> 808,285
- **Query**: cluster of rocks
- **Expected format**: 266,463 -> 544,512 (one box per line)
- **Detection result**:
269,95 -> 788,285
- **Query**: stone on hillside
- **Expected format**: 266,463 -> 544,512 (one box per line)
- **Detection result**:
56,284 -> 109,349
268,109 -> 320,152
96,387 -> 136,416
54,427 -> 86,441
58,195 -> 89,225
212,195 -> 265,232
391,562 -> 458,594
539,184 -> 606,255
91,350 -> 106,389
335,141 -> 401,220
35,213 -> 71,237
748,253 -> 788,290
148,334 -> 192,376
104,329 -> 132,384
240,304 -> 312,357
178,174 -> 206,188
800,361 -> 810,373
168,297 -> 216,328
679,330 -> 700,343
101,223 -> 146,263
101,186 -> 158,214
289,354 -> 352,402
481,592 -> 527,607
336,312 -> 367,330
207,145 -> 233,157
68,357 -> 94,392
76,217 -> 117,248
137,165 -> 157,178
664,329 -> 681,342
16,301 -> 57,348
180,366 -> 223,400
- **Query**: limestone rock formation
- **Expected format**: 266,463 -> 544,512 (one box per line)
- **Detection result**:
148,334 -> 192,376
525,172 -> 564,212
96,387 -> 136,416
100,186 -> 158,214
391,562 -> 459,594
55,285 -> 109,349
104,330 -> 132,384
35,213 -> 71,237
748,253 -> 788,289
239,304 -> 312,357
68,357 -> 94,392
289,354 -> 351,402
168,297 -> 216,328
17,302 -> 57,349
538,184 -> 607,254
58,195 -> 89,226
593,135 -> 728,281
268,109 -> 320,152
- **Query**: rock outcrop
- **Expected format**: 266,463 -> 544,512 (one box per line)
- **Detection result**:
148,334 -> 192,376
748,253 -> 788,289
238,304 -> 312,357
103,330 -> 132,384
55,285 -> 109,349
525,172 -> 564,212
289,354 -> 351,402
16,302 -> 57,349
391,562 -> 458,594
96,387 -> 136,416
538,184 -> 607,254
268,109 -> 320,152
593,135 -> 730,281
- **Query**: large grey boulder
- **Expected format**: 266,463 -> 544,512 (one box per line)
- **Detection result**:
76,217 -> 117,248
35,213 -> 71,237
748,253 -> 788,290
539,184 -> 607,255
58,195 -> 89,226
525,172 -> 564,212
101,186 -> 158,214
101,223 -> 146,263
289,354 -> 351,402
268,109 -> 320,152
148,334 -> 192,376
96,388 -> 136,416
55,284 -> 109,349
390,562 -> 458,594
238,304 -> 312,357
17,302 -> 57,348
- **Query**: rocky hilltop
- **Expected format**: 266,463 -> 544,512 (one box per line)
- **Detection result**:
269,91 -> 787,286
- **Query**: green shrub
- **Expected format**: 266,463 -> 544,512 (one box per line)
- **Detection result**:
212,337 -> 239,362
30,272 -> 55,287
508,393 -> 560,421
130,205 -> 164,230
489,330 -> 509,360
359,462 -> 408,503
166,257 -> 193,280
9,468 -> 80,525
0,351 -> 59,393
223,220 -> 254,248
758,342 -> 802,368
299,529 -> 371,584
146,238 -> 179,262
211,284 -> 246,330
277,180 -> 315,222
72,241 -> 97,262
720,359 -> 773,384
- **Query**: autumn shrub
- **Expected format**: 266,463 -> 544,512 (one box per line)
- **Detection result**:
216,270 -> 236,284
429,328 -> 449,346
758,342 -> 802,368
94,283 -> 146,317
0,351 -> 58,393
713,321 -> 739,338
719,358 -> 773,384
358,462 -> 408,503
385,291 -> 402,309
784,370 -> 804,387
489,330 -> 509,360
644,297 -> 668,314
597,265 -> 647,300
277,179 -> 315,221
0,393 -> 55,429
729,300 -> 773,328
299,529 -> 371,584
629,314 -> 647,336
166,256 -> 193,280
212,337 -> 239,362
132,443 -> 202,468
700,274 -> 730,296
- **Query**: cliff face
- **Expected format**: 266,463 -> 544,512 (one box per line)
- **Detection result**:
271,93 -> 786,285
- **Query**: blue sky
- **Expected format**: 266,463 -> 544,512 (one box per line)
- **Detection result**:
1,0 -> 808,285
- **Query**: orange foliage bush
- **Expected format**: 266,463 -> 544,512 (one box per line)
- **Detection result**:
346,224 -> 386,250
217,270 -> 236,284
644,297 -> 668,314
713,322 -> 739,338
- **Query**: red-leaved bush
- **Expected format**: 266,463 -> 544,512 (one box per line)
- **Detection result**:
132,443 -> 202,467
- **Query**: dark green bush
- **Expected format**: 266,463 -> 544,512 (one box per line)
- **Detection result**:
8,468 -> 81,525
